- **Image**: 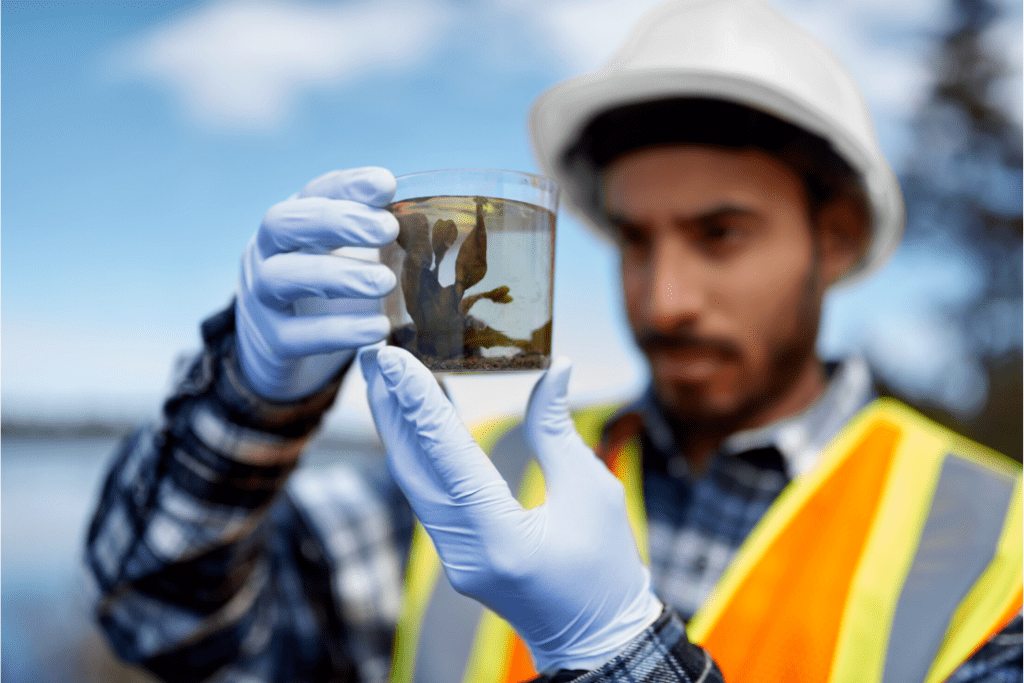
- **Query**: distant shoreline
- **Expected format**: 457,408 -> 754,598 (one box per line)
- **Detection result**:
2,419 -> 136,439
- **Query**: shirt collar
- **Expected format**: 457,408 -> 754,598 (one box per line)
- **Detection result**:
630,355 -> 877,478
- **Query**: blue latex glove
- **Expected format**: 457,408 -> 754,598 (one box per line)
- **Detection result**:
361,347 -> 663,673
235,167 -> 399,400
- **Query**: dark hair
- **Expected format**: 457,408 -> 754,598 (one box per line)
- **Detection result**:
564,97 -> 868,220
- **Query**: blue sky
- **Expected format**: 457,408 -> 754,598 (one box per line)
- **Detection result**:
3,0 -> 1021,434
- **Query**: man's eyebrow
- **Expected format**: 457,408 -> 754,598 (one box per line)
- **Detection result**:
684,203 -> 758,223
605,202 -> 758,227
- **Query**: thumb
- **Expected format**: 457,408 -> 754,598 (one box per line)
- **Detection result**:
525,356 -> 596,487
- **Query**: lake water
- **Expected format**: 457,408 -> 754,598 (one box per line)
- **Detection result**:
1,434 -> 384,682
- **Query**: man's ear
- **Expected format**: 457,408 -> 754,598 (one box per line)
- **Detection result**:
815,195 -> 870,286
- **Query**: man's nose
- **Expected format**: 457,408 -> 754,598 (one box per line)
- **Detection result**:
647,237 -> 705,330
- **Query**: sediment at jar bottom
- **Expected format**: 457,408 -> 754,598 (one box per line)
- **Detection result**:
422,353 -> 551,373
388,320 -> 552,373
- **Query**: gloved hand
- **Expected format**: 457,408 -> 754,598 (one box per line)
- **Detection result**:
361,347 -> 663,673
236,167 -> 399,400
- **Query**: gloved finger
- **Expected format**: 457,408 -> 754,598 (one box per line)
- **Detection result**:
253,307 -> 392,358
258,197 -> 399,258
297,167 -> 396,207
254,252 -> 397,310
525,356 -> 602,490
372,346 -> 517,507
361,347 -> 456,513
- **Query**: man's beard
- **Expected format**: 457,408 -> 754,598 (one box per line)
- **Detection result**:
636,260 -> 825,436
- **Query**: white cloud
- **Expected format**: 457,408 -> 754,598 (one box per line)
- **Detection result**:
111,0 -> 455,131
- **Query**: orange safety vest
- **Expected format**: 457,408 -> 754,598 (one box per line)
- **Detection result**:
390,398 -> 1022,683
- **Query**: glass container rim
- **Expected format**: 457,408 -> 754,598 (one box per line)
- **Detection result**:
393,168 -> 559,193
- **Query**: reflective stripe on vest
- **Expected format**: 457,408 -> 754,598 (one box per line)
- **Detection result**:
390,399 -> 1022,683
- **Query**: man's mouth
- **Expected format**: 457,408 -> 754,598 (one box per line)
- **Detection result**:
650,347 -> 727,380
637,332 -> 739,382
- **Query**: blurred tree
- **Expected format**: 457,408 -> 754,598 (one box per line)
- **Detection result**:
885,0 -> 1022,460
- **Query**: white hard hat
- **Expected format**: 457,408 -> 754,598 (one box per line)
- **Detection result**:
529,0 -> 905,283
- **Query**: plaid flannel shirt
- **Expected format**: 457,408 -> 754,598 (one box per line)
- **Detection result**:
85,304 -> 1021,682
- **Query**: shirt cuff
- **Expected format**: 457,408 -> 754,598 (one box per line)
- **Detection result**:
559,608 -> 721,683
161,302 -> 349,494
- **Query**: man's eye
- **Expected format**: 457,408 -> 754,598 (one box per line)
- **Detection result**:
704,225 -> 728,239
699,221 -> 744,244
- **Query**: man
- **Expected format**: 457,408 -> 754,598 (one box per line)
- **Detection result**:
85,0 -> 1022,682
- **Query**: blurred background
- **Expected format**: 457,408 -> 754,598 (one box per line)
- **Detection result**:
2,0 -> 1020,680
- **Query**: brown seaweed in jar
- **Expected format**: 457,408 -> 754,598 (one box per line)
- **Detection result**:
384,195 -> 554,372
